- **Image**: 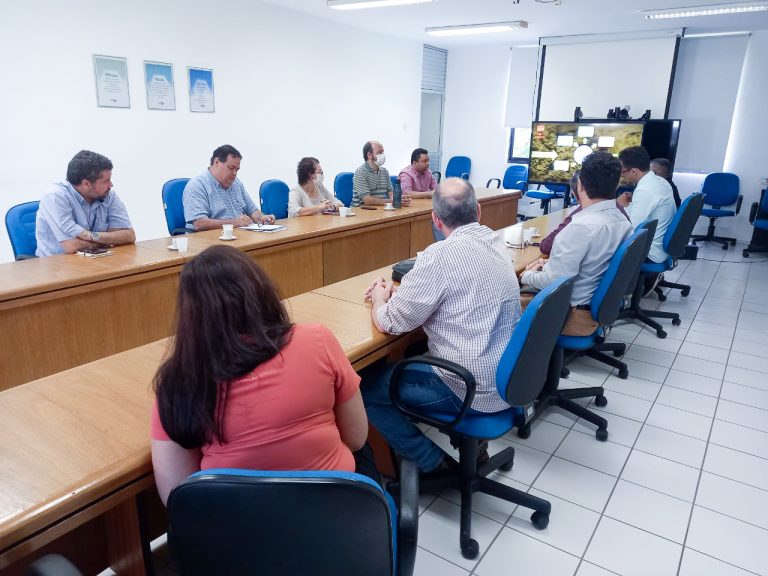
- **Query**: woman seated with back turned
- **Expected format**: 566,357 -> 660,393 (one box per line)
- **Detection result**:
150,245 -> 369,504
288,156 -> 344,217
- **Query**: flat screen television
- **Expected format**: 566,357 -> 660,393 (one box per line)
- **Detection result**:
641,119 -> 681,171
529,121 -> 644,185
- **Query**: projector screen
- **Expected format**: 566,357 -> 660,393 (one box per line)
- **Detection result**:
537,37 -> 679,122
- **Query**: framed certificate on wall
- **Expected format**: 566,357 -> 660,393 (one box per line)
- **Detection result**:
93,55 -> 130,108
188,67 -> 214,113
144,61 -> 176,111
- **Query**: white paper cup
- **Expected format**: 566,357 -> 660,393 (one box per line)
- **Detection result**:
524,228 -> 535,243
339,207 -> 349,217
222,224 -> 234,239
528,227 -> 539,236
504,225 -> 524,248
385,202 -> 393,210
175,237 -> 189,253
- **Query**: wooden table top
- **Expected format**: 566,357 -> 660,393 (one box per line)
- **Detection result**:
0,205 -> 567,553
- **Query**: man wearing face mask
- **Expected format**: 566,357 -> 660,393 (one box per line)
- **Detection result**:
183,144 -> 275,231
351,140 -> 393,208
35,150 -> 136,257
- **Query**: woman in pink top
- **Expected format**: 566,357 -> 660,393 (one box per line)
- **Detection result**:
151,246 -> 368,505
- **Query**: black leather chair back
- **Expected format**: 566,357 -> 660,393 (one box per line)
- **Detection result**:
665,194 -> 705,258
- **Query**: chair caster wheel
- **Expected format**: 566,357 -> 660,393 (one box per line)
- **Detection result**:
656,329 -> 667,339
681,287 -> 690,297
613,349 -> 623,357
657,293 -> 667,302
743,250 -> 749,258
500,456 -> 514,472
596,428 -> 609,442
730,239 -> 736,246
672,318 -> 681,326
595,395 -> 608,407
517,425 -> 531,440
618,368 -> 629,379
561,368 -> 570,378
722,244 -> 728,250
461,539 -> 479,559
531,511 -> 549,530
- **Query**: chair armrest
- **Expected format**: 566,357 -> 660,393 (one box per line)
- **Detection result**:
15,254 -> 38,261
25,555 -> 83,576
432,171 -> 441,184
389,355 -> 476,429
396,458 -> 419,576
515,180 -> 528,191
486,178 -> 501,189
461,173 -> 470,181
736,195 -> 744,215
750,201 -> 759,224
172,228 -> 194,236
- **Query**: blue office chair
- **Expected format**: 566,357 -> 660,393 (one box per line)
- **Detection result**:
167,464 -> 418,576
388,276 -> 575,559
5,201 -> 39,260
334,172 -> 354,207
621,194 -> 705,338
433,156 -> 471,182
161,178 -> 190,236
520,228 -> 650,442
486,164 -> 528,190
259,179 -> 289,220
744,187 -> 768,258
691,172 -> 742,250
525,183 -> 568,215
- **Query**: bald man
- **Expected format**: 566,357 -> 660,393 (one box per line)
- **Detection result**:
360,178 -> 522,474
351,140 -> 393,207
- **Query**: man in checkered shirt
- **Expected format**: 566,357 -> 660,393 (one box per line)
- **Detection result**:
362,178 -> 522,474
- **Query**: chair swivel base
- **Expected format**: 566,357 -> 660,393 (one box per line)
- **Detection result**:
654,279 -> 690,302
621,279 -> 681,339
691,220 -> 736,250
743,242 -> 768,258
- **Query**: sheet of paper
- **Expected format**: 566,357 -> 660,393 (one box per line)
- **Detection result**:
238,224 -> 286,232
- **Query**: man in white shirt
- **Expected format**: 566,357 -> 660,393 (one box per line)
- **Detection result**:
361,178 -> 522,473
617,146 -> 676,264
522,152 -> 633,336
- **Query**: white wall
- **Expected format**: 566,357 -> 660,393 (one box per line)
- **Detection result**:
0,0 -> 422,263
441,45 -> 512,190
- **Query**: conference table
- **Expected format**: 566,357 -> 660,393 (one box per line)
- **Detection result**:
0,208 -> 572,575
0,189 -> 520,392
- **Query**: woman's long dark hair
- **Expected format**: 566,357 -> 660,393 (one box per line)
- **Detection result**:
154,245 -> 293,449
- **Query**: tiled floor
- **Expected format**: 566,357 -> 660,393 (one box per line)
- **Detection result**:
109,241 -> 768,576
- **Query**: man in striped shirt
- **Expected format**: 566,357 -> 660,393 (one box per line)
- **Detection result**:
361,178 -> 522,473
351,140 -> 393,208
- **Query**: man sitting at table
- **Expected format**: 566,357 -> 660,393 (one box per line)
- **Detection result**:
183,144 -> 275,231
351,140 -> 393,208
521,152 -> 633,336
36,150 -> 136,257
398,148 -> 437,206
650,157 -> 681,209
361,177 -> 522,474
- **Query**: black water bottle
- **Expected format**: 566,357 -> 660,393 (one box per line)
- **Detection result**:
393,176 -> 402,208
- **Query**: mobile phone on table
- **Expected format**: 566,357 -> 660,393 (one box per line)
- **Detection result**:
76,247 -> 113,257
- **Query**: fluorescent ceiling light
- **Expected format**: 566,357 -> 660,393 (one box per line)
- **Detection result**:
328,0 -> 434,10
683,30 -> 750,36
643,2 -> 768,20
426,21 -> 528,37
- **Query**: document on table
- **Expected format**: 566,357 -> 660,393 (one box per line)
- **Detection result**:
238,224 -> 287,233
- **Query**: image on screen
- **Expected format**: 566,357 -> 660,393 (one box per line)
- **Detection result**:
529,122 -> 644,185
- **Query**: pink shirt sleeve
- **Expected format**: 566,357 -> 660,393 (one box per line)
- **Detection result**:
150,400 -> 171,441
319,325 -> 361,404
399,170 -> 415,194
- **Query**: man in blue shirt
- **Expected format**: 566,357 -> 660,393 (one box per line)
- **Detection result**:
183,144 -> 275,231
35,150 -> 135,257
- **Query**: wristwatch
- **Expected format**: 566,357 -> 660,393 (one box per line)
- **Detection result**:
89,231 -> 101,242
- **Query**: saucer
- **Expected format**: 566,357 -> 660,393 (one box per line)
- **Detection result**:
167,245 -> 178,251
383,206 -> 396,211
219,235 -> 237,241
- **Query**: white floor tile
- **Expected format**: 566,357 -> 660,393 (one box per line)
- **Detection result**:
731,338 -> 768,359
724,365 -> 768,391
441,471 -> 527,524
618,358 -> 670,383
721,381 -> 768,410
683,329 -> 732,350
671,354 -> 726,380
704,444 -> 768,492
554,430 -> 631,477
696,471 -> 768,531
475,526 -> 579,576
419,493 -> 438,515
729,351 -> 768,374
679,548 -> 755,576
584,517 -> 682,576
716,399 -> 768,433
621,450 -> 699,502
602,373 -> 662,401
710,419 -> 768,460
604,479 -> 692,543
573,412 -> 642,448
740,301 -> 768,315
663,369 -> 722,397
498,441 -> 551,485
624,344 -> 676,368
632,331 -> 684,353
734,327 -> 767,345
540,406 -> 580,428
504,419 -> 569,455
533,457 -> 617,513
655,386 -> 718,417
689,319 -> 736,337
565,362 -> 612,387
687,506 -> 768,576
678,341 -> 731,365
508,488 -> 600,557
413,547 -> 469,576
634,424 -> 707,469
417,497 -> 503,572
737,313 -> 768,334
591,390 -> 653,423
575,562 -> 619,576
644,403 -> 713,441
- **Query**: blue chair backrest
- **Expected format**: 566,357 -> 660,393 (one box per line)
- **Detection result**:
260,179 -> 289,220
334,172 -> 354,207
591,228 -> 649,325
701,172 -> 739,207
503,165 -> 528,190
5,201 -> 39,259
168,468 -> 399,576
161,178 -> 190,236
497,276 -> 575,406
445,156 -> 471,180
663,193 -> 705,258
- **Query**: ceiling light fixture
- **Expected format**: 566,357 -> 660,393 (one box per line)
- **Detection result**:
328,0 -> 434,10
642,2 -> 768,20
426,21 -> 528,37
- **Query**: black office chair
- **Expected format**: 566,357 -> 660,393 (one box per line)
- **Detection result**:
388,276 -> 575,559
520,228 -> 650,441
167,462 -> 418,576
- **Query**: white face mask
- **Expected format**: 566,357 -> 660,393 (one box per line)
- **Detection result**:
315,173 -> 324,185
374,153 -> 386,167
